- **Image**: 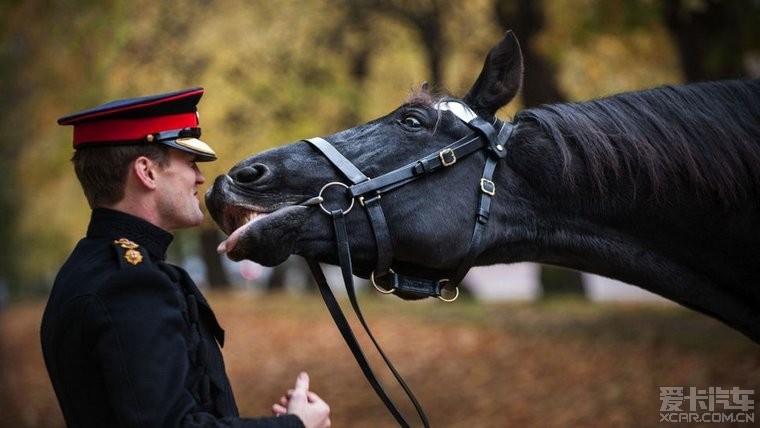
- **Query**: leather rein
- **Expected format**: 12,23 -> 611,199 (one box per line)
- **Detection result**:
303,101 -> 514,427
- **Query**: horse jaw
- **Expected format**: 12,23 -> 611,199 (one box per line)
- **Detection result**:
215,204 -> 310,265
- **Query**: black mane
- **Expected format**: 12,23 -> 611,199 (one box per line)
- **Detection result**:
513,80 -> 760,207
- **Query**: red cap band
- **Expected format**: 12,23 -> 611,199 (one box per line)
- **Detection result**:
72,112 -> 198,146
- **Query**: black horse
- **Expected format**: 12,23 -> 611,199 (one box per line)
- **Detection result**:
206,31 -> 760,344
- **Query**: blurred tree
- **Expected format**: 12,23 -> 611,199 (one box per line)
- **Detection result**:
663,0 -> 760,81
328,0 -> 377,126
494,0 -> 585,298
357,0 -> 451,88
494,0 -> 567,106
1,0 -> 123,294
201,229 -> 230,288
0,5 -> 24,292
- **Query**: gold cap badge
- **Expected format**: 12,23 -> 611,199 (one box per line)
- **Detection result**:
114,238 -> 143,266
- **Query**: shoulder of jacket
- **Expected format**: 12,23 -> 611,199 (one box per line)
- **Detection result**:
111,238 -> 151,270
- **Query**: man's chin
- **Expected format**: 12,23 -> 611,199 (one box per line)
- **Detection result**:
167,212 -> 205,231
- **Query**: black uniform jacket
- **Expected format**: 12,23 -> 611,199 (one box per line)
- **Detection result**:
41,209 -> 303,428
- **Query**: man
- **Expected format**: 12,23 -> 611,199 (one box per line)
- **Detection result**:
41,88 -> 330,428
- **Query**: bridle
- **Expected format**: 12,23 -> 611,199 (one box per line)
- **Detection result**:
303,100 -> 514,427
308,101 -> 514,300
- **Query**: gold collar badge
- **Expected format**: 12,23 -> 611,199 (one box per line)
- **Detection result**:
114,238 -> 143,266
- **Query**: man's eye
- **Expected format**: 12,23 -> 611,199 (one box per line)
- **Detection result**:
401,116 -> 422,128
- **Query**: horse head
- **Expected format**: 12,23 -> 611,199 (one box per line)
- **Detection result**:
206,31 -> 524,288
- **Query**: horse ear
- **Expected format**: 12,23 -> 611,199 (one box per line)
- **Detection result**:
462,31 -> 524,118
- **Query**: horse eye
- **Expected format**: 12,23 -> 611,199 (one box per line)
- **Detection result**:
401,116 -> 422,128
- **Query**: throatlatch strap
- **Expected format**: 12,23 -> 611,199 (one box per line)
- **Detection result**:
449,156 -> 498,286
448,121 -> 512,285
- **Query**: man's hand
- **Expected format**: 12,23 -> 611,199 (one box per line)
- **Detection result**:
272,372 -> 331,428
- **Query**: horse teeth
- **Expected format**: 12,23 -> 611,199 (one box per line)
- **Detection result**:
243,211 -> 267,226
233,209 -> 267,230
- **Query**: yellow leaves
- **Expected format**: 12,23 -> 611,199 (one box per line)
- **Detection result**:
558,28 -> 683,100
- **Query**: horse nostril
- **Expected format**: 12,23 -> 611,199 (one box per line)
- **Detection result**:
230,164 -> 270,184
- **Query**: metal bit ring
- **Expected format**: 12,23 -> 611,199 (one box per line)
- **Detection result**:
318,182 -> 355,215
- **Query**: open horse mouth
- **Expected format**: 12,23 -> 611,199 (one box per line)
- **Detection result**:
206,174 -> 322,265
215,203 -> 271,254
213,201 -> 312,264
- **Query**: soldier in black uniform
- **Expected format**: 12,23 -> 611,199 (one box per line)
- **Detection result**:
41,88 -> 331,428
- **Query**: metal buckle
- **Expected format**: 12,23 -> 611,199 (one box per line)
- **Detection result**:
358,193 -> 380,207
480,178 -> 495,196
439,148 -> 456,167
437,279 -> 459,302
318,182 -> 355,215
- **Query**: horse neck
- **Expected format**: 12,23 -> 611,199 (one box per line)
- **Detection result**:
483,96 -> 760,343
496,81 -> 760,242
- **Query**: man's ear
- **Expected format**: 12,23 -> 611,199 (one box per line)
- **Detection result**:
132,156 -> 158,190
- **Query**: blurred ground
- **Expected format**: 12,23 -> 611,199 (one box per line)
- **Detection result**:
1,292 -> 757,427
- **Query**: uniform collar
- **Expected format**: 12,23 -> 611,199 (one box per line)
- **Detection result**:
87,208 -> 174,260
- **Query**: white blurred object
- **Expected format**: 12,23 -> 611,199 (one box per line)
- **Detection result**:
464,263 -> 542,301
239,259 -> 262,281
583,273 -> 666,302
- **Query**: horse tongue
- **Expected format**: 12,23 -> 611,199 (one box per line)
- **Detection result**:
216,225 -> 243,255
217,213 -> 268,255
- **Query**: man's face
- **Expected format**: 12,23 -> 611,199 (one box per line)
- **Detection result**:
155,149 -> 206,230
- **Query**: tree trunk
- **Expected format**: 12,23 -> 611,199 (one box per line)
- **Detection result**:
663,0 -> 751,82
494,0 -> 584,298
494,0 -> 566,106
200,227 -> 230,288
